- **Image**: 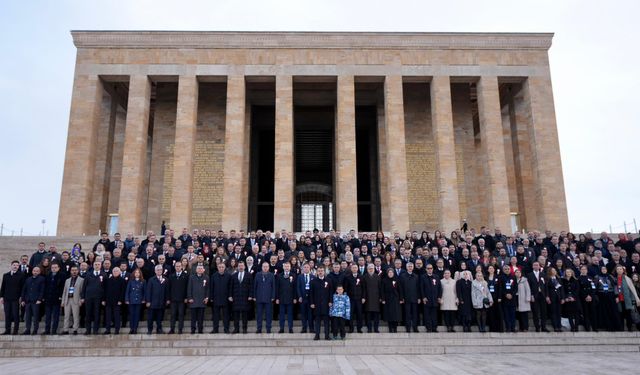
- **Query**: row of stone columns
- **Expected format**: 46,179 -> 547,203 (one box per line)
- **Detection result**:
58,73 -> 567,236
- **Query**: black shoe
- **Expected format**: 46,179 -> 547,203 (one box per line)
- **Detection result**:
103,331 -> 111,335
301,328 -> 307,334
289,329 -> 294,334
168,330 -> 175,334
2,331 -> 11,335
535,328 -> 541,332
114,330 -> 120,335
72,331 -> 78,335
242,329 -> 247,334
60,331 -> 69,335
224,330 -> 230,334
147,331 -> 152,335
325,336 -> 331,340
231,329 -> 239,334
357,329 -> 363,334
156,330 -> 164,334
313,335 -> 320,341
85,330 -> 91,335
256,329 -> 262,334
43,331 -> 50,335
178,330 -> 183,334
278,328 -> 284,334
22,331 -> 30,336
374,329 -> 380,333
198,330 -> 203,334
541,328 -> 550,332
413,328 -> 419,333
210,329 -> 218,334
266,329 -> 271,334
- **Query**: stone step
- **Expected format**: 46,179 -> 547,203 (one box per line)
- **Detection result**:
0,332 -> 638,357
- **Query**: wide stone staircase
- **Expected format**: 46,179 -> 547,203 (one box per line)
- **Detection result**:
0,326 -> 638,357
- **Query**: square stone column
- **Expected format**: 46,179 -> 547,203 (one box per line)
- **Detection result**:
335,75 -> 358,233
169,75 -> 199,231
117,75 -> 151,235
476,76 -> 511,233
273,75 -> 294,232
57,75 -> 104,236
431,76 -> 461,232
520,75 -> 569,232
383,75 -> 410,232
221,75 -> 247,231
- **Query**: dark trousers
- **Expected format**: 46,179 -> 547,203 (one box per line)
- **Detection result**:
331,317 -> 346,338
502,304 -> 516,331
475,308 -> 487,331
517,311 -> 529,331
148,307 -> 164,333
404,302 -> 419,331
212,304 -> 230,332
256,302 -> 272,332
366,311 -> 380,332
44,304 -> 60,334
531,294 -> 548,330
278,303 -> 294,330
24,302 -> 40,333
349,299 -> 363,331
443,310 -> 455,329
233,311 -> 248,332
85,297 -> 101,333
299,299 -> 313,331
3,300 -> 20,333
549,301 -> 562,330
190,307 -> 205,333
315,314 -> 330,338
105,304 -> 121,332
170,302 -> 185,332
129,304 -> 142,331
582,300 -> 598,331
423,306 -> 438,331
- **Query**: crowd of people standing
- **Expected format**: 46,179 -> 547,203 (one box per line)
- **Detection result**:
2,225 -> 640,341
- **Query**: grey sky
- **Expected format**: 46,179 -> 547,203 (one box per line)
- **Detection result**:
0,0 -> 638,235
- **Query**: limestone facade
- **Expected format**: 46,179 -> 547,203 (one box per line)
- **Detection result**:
57,31 -> 569,235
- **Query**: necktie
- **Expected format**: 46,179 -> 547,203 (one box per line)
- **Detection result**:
305,274 -> 309,285
177,272 -> 181,277
95,271 -> 98,276
239,272 -> 243,283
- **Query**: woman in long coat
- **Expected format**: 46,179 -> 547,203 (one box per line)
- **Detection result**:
546,267 -> 565,332
363,264 -> 381,333
515,269 -> 531,332
485,265 -> 503,332
439,269 -> 458,332
561,268 -> 581,332
471,271 -> 492,333
455,270 -> 473,332
596,266 -> 620,331
381,268 -> 404,332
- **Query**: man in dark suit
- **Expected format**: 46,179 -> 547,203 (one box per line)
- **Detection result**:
401,262 -> 421,333
296,263 -> 314,333
0,261 -> 25,334
167,262 -> 189,334
146,265 -> 169,334
103,267 -> 126,334
527,261 -> 549,332
187,264 -> 209,334
210,262 -> 232,334
254,262 -> 275,333
81,261 -> 106,335
344,263 -> 364,333
229,261 -> 253,334
310,267 -> 333,340
421,264 -> 441,332
275,262 -> 297,333
21,266 -> 45,335
43,262 -> 65,335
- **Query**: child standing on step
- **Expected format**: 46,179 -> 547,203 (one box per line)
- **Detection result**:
329,285 -> 351,340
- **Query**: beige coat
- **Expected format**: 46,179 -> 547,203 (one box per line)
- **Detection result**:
440,278 -> 458,311
61,276 -> 84,305
516,277 -> 531,312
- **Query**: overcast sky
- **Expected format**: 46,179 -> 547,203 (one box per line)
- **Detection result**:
0,0 -> 638,236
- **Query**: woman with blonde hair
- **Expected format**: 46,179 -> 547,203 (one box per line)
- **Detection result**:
472,271 -> 492,333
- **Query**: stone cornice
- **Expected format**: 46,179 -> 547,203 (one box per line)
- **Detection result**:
71,31 -> 553,50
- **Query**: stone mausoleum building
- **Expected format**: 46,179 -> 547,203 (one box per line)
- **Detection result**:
57,31 -> 569,237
